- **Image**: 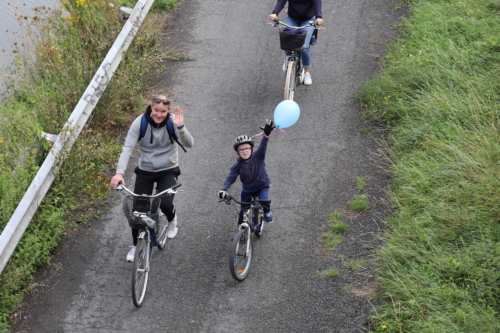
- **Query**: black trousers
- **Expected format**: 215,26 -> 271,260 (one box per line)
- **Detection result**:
131,166 -> 180,245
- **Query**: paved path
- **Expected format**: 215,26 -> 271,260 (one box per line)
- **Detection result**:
11,0 -> 401,332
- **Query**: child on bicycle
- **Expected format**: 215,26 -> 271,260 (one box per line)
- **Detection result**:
218,120 -> 275,224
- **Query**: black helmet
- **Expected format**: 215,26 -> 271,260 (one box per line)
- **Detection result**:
233,135 -> 254,151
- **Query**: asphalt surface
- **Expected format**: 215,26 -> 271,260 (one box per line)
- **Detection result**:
10,0 -> 402,332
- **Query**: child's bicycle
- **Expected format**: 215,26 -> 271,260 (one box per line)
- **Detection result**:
269,18 -> 323,100
116,182 -> 181,307
220,194 -> 271,281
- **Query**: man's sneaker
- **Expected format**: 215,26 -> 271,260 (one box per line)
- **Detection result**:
167,215 -> 178,239
265,211 -> 274,223
304,72 -> 312,85
282,57 -> 288,72
126,246 -> 136,262
310,35 -> 317,45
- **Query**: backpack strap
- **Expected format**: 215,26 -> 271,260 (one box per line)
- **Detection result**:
138,114 -> 187,153
138,115 -> 149,141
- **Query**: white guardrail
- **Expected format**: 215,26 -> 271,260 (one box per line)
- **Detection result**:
0,0 -> 154,274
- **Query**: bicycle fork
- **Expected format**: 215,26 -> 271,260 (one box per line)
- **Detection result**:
287,54 -> 304,82
138,230 -> 151,270
238,223 -> 252,257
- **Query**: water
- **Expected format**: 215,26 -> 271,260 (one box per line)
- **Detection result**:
0,0 -> 60,92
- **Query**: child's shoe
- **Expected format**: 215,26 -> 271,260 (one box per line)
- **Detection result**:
265,211 -> 274,223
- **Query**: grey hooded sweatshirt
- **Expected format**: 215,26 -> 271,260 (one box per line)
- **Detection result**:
116,111 -> 194,175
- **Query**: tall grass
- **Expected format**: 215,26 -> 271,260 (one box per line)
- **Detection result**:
359,0 -> 500,331
0,0 -> 177,328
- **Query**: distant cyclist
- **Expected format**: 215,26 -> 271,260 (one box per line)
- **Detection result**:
218,120 -> 275,225
110,95 -> 194,261
269,0 -> 324,85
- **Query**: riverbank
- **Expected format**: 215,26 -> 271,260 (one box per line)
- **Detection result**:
0,0 -> 178,329
360,0 -> 500,331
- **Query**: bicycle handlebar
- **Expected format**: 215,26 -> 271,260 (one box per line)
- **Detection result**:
116,182 -> 182,197
219,194 -> 271,206
268,18 -> 324,30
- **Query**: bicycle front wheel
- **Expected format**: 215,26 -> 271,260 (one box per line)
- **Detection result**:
156,212 -> 168,250
284,60 -> 297,100
132,237 -> 150,307
229,228 -> 253,281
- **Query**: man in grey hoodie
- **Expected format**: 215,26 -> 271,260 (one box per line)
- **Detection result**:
110,95 -> 194,261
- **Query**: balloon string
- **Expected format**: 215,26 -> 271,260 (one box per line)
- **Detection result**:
250,127 -> 283,138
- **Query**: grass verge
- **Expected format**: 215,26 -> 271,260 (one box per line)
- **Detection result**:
0,0 -> 178,328
359,0 -> 500,331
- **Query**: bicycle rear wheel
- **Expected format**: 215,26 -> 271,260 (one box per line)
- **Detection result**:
284,60 -> 297,100
229,228 -> 253,281
132,236 -> 150,307
156,211 -> 168,249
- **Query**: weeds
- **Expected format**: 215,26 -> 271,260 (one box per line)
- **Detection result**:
321,211 -> 348,252
349,194 -> 369,212
355,177 -> 367,190
320,268 -> 341,277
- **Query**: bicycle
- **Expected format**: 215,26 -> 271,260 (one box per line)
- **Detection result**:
220,193 -> 271,281
269,18 -> 321,100
116,182 -> 182,307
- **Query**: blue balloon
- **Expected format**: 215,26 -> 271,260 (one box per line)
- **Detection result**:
273,100 -> 300,129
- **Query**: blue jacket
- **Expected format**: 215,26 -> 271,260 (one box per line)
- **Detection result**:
221,136 -> 271,192
272,0 -> 323,21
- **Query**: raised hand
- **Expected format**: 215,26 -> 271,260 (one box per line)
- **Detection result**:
172,107 -> 185,127
260,119 -> 275,136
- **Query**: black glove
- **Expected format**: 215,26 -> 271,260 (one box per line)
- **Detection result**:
260,119 -> 275,136
218,190 -> 228,200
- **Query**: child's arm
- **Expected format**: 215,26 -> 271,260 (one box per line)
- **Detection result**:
221,163 -> 239,191
255,119 -> 274,160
